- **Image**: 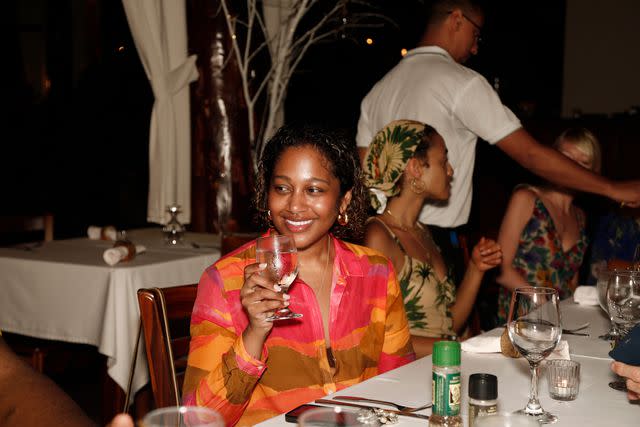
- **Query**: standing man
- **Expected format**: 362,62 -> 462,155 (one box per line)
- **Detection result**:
356,0 -> 640,230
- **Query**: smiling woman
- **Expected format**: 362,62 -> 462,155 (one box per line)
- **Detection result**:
182,124 -> 415,427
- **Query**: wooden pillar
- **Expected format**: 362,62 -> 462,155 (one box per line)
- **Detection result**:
187,0 -> 256,233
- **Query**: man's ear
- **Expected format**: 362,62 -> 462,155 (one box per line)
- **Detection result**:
450,8 -> 464,31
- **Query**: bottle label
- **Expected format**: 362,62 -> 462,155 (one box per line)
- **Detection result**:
432,370 -> 461,416
469,403 -> 498,426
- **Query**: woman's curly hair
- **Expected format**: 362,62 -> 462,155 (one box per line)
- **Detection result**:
254,124 -> 367,241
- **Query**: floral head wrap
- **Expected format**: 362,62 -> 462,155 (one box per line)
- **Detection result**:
363,120 -> 427,213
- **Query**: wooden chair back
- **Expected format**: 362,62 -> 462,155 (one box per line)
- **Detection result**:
137,284 -> 197,408
221,231 -> 260,256
608,259 -> 633,270
0,213 -> 54,246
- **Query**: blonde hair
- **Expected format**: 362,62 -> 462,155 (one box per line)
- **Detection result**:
553,128 -> 602,173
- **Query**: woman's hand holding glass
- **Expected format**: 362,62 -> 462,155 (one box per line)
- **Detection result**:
241,261 -> 289,335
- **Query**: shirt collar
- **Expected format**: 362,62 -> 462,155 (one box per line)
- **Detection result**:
404,45 -> 453,62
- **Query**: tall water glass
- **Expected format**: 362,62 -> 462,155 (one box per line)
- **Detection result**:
256,234 -> 301,321
607,270 -> 640,391
507,287 -> 561,424
596,270 -> 619,340
607,270 -> 640,336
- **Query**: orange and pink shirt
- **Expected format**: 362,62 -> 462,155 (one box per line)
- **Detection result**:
182,235 -> 415,426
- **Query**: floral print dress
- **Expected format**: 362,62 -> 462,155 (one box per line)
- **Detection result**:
497,198 -> 588,324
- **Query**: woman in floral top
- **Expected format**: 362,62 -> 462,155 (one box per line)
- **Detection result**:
362,120 -> 502,357
496,128 -> 600,323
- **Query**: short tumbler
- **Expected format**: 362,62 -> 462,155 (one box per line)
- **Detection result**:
547,359 -> 580,401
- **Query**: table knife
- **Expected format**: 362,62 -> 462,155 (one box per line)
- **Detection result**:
315,399 -> 430,420
562,330 -> 589,336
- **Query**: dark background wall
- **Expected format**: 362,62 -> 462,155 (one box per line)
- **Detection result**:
3,0 -> 638,240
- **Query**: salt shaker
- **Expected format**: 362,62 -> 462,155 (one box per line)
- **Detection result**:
468,373 -> 498,427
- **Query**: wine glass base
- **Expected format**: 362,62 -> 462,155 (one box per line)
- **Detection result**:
609,380 -> 628,391
598,332 -> 618,341
514,409 -> 557,424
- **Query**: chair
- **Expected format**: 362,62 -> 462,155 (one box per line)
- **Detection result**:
0,213 -> 54,246
608,259 -> 633,270
221,231 -> 260,256
134,284 -> 198,409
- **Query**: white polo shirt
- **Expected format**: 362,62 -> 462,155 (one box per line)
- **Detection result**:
357,46 -> 522,227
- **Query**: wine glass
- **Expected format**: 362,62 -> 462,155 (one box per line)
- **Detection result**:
141,406 -> 224,427
606,269 -> 640,390
507,287 -> 561,424
596,270 -> 619,340
256,234 -> 302,321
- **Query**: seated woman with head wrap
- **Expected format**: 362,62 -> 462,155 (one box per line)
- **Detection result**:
362,120 -> 502,358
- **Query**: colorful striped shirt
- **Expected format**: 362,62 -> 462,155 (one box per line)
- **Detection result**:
182,235 -> 415,426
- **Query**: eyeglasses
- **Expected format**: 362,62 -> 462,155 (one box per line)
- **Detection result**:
462,13 -> 482,44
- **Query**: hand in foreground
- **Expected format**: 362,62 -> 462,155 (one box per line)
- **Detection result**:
241,262 -> 288,333
106,414 -> 134,427
470,237 -> 502,272
611,361 -> 640,401
612,180 -> 640,208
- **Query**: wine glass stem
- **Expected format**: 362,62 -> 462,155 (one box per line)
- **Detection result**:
526,361 -> 543,414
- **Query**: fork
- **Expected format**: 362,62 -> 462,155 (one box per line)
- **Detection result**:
332,395 -> 432,412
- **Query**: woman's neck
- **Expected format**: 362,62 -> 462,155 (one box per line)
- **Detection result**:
384,193 -> 424,229
297,234 -> 333,268
542,188 -> 574,212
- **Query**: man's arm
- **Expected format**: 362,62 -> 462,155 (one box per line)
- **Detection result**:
496,128 -> 640,206
0,337 -> 96,427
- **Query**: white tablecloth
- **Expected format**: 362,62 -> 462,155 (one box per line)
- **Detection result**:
0,228 -> 221,394
257,297 -> 638,426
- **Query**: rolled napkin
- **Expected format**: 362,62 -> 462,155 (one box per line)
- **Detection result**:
461,335 -> 501,353
88,225 -> 117,241
463,331 -> 571,360
573,285 -> 598,306
103,244 -> 146,266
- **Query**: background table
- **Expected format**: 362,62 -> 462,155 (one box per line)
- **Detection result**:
257,298 -> 638,426
0,228 -> 220,396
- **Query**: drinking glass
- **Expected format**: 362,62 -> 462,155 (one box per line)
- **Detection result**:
163,205 -> 186,245
547,360 -> 580,401
606,269 -> 640,390
298,407 -> 379,426
141,406 -> 224,427
596,270 -> 619,340
256,234 -> 302,321
507,287 -> 561,424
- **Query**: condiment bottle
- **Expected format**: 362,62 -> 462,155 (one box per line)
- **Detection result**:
114,233 -> 136,262
468,373 -> 498,427
429,341 -> 462,427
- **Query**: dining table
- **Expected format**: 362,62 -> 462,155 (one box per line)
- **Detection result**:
257,298 -> 638,426
0,228 -> 221,400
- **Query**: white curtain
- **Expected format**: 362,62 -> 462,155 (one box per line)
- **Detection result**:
122,0 -> 198,224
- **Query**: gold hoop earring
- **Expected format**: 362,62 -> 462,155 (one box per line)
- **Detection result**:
337,212 -> 349,226
267,210 -> 274,227
410,178 -> 425,195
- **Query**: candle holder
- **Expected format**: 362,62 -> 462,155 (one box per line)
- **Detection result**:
547,360 -> 580,401
163,205 -> 186,245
